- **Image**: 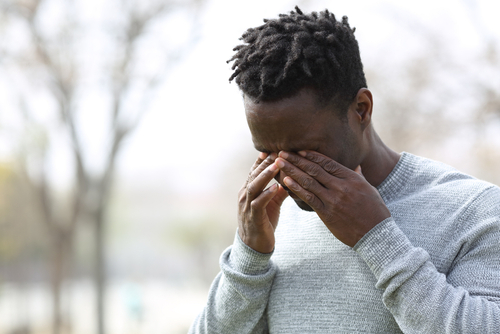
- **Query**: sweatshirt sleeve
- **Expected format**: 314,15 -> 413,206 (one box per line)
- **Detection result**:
188,232 -> 277,334
354,209 -> 500,333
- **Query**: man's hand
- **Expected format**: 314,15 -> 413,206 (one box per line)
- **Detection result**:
238,153 -> 289,254
275,151 -> 390,247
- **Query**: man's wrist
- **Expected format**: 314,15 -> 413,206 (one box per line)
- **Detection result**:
229,230 -> 274,275
353,217 -> 419,277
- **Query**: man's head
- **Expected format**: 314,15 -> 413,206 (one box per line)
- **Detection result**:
244,87 -> 373,211
228,6 -> 367,114
230,7 -> 373,211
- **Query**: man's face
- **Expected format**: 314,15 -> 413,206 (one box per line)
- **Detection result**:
244,88 -> 363,211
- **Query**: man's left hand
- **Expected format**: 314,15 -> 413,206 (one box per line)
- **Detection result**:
275,150 -> 391,247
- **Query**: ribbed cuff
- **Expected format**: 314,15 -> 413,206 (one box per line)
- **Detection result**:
228,231 -> 273,275
353,217 -> 414,278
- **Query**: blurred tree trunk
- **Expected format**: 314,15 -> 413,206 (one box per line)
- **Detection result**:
50,232 -> 72,334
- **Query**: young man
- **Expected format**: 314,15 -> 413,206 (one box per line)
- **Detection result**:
189,7 -> 500,333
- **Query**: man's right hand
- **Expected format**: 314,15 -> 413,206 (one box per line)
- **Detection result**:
238,152 -> 289,254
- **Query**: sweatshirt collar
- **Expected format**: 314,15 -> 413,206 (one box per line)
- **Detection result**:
377,152 -> 418,202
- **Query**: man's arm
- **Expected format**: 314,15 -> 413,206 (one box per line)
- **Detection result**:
354,208 -> 500,333
188,234 -> 276,334
189,153 -> 288,333
276,150 -> 500,333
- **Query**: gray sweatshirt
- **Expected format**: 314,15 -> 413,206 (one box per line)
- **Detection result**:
189,152 -> 500,333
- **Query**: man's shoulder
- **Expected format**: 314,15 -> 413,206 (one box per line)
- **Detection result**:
379,152 -> 499,212
387,154 -> 500,248
403,152 -> 494,190
400,152 -> 500,209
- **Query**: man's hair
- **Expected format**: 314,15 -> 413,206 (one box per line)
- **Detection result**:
228,6 -> 367,113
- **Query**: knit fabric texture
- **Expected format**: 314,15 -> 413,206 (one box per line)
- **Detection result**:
189,152 -> 500,333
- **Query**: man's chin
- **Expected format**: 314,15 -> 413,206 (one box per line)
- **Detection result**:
293,198 -> 315,212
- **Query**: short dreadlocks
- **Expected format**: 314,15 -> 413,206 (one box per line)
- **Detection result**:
228,6 -> 367,114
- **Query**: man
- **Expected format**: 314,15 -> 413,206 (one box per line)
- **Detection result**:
189,7 -> 500,333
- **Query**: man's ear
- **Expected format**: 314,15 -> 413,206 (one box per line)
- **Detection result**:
354,88 -> 373,131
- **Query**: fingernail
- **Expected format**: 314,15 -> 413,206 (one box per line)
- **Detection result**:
298,151 -> 306,157
276,159 -> 285,168
283,177 -> 293,186
269,152 -> 277,160
280,151 -> 289,159
268,184 -> 278,192
259,152 -> 267,159
269,163 -> 278,171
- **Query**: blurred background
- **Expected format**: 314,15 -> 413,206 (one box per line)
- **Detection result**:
0,0 -> 499,333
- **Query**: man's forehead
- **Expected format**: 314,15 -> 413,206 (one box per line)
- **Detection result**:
243,89 -> 330,120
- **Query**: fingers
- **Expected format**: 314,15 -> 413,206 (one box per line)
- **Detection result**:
250,183 -> 279,215
246,162 -> 280,201
249,152 -> 268,173
271,184 -> 289,207
297,150 -> 349,178
238,156 -> 284,254
248,152 -> 278,184
273,150 -> 355,211
274,153 -> 327,210
277,151 -> 335,186
282,175 -> 324,210
265,184 -> 289,230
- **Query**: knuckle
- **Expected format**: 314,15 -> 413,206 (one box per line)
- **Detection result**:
337,182 -> 351,198
329,194 -> 340,207
307,165 -> 321,177
249,162 -> 259,174
323,160 -> 338,173
304,192 -> 315,203
294,159 -> 307,171
250,162 -> 266,176
249,199 -> 260,211
246,185 -> 255,198
302,177 -> 314,190
249,169 -> 258,180
289,156 -> 300,165
308,153 -> 323,164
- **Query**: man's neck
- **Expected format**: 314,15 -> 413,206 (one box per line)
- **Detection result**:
360,130 -> 400,188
